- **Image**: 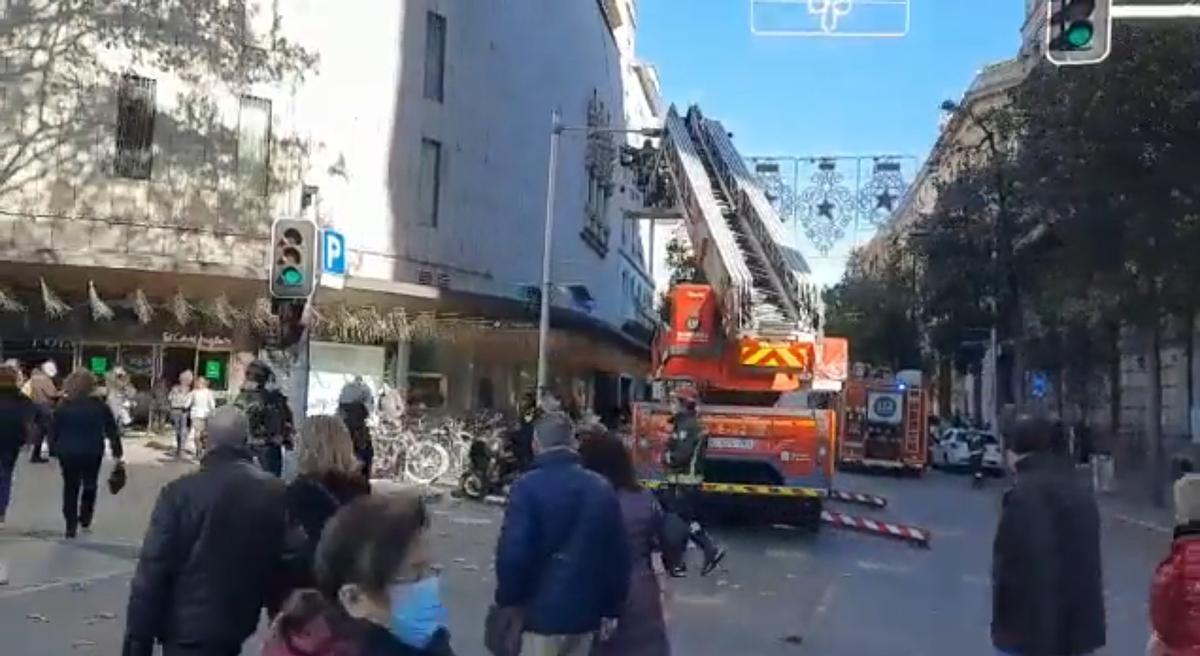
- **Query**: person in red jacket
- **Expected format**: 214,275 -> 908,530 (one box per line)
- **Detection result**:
1150,473 -> 1200,656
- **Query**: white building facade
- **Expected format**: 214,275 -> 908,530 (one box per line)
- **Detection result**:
0,0 -> 661,416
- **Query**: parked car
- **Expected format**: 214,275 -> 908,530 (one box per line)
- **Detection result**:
931,429 -> 1004,474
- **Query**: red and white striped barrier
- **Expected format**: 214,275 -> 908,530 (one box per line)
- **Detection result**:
821,510 -> 931,548
826,489 -> 888,509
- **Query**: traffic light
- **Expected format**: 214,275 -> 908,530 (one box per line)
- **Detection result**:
269,218 -> 317,298
1046,0 -> 1112,66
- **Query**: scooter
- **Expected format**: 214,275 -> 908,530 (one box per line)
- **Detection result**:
458,430 -> 524,500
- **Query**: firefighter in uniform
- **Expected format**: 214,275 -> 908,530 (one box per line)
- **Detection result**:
233,361 -> 294,477
663,386 -> 726,577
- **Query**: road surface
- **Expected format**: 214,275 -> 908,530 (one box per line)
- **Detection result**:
0,443 -> 1167,655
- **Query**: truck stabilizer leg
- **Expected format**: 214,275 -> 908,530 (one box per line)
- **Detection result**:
821,510 -> 930,548
826,489 -> 888,509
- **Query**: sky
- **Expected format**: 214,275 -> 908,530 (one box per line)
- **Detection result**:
636,0 -> 1027,287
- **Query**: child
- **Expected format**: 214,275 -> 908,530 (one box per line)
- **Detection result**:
1149,472 -> 1200,655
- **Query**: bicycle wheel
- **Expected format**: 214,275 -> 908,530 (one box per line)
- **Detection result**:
406,441 -> 450,485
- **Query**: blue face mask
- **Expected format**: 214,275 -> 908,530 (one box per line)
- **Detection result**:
388,576 -> 447,649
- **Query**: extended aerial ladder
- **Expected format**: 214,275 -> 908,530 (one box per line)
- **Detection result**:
651,105 -> 839,389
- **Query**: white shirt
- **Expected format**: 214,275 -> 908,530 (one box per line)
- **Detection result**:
188,389 -> 216,419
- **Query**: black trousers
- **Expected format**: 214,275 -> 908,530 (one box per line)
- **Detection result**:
251,443 -> 283,477
59,454 -> 102,534
659,483 -> 718,559
29,406 -> 51,460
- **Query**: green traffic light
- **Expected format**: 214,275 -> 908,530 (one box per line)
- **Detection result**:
1064,21 -> 1094,49
278,266 -> 304,287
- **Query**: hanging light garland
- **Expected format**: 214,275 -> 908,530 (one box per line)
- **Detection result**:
0,286 -> 26,313
169,289 -> 193,326
87,281 -> 115,321
39,278 -> 70,319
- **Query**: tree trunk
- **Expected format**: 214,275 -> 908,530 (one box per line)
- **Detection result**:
1107,320 -> 1121,458
1148,320 -> 1166,508
938,357 -> 953,418
973,362 -> 984,424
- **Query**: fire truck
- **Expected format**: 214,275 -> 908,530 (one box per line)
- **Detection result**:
629,106 -> 848,530
835,371 -> 929,474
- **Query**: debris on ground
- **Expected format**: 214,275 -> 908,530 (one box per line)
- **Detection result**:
27,613 -> 49,623
781,634 -> 804,645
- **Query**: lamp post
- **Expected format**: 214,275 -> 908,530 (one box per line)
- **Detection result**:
536,111 -> 661,404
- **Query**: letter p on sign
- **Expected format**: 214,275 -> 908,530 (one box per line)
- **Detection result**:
320,228 -> 346,289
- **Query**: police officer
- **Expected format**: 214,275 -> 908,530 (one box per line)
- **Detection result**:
233,361 -> 293,477
662,386 -> 725,577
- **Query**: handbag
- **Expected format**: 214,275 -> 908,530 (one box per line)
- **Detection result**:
107,462 -> 127,494
484,604 -> 524,656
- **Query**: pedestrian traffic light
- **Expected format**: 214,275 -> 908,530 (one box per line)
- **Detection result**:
269,218 -> 317,298
1046,0 -> 1112,66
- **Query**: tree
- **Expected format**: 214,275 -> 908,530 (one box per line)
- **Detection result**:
822,249 -> 922,372
656,233 -> 705,323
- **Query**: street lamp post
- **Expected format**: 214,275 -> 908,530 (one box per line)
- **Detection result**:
536,111 -> 661,404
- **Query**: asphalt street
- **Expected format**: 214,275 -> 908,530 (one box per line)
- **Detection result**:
0,444 -> 1170,656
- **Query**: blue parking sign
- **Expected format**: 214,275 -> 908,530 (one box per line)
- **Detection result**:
322,228 -> 346,276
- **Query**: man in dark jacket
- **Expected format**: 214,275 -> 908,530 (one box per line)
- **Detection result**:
992,416 -> 1105,656
122,405 -> 289,656
234,360 -> 293,477
494,411 -> 631,656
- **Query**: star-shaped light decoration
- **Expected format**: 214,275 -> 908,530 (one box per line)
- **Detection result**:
876,189 -> 896,211
817,200 -> 835,218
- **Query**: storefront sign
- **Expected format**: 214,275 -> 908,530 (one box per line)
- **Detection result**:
161,332 -> 232,349
203,358 -> 223,381
89,356 -> 110,375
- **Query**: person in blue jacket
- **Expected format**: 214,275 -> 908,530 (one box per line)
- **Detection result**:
493,410 -> 631,656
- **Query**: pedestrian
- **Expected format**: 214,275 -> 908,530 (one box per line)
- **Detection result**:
49,370 -> 123,539
27,360 -> 60,463
187,376 -> 216,456
1148,473 -> 1200,655
234,360 -> 294,477
493,410 -> 631,656
0,364 -> 35,527
263,494 -> 454,656
338,376 -> 374,479
167,370 -> 193,458
661,386 -> 724,577
991,415 -> 1105,656
284,415 -> 371,591
106,366 -> 135,429
122,405 -> 291,656
580,433 -> 671,656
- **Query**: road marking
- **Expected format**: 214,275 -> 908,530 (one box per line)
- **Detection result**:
855,559 -> 912,575
1111,513 -> 1171,534
672,593 -> 726,606
447,516 -> 493,526
0,567 -> 133,600
764,548 -> 811,561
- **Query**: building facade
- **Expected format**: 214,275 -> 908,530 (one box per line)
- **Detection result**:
0,0 -> 661,418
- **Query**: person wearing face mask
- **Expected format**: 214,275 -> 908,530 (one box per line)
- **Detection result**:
264,493 -> 454,656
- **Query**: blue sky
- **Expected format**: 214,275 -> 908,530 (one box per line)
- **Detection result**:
636,0 -> 1027,285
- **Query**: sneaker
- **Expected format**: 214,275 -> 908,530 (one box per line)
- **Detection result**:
64,528 -> 77,539
700,547 -> 727,577
79,526 -> 93,536
668,565 -> 688,578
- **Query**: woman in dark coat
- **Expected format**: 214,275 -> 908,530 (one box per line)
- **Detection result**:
0,364 -> 35,525
580,433 -> 671,656
284,415 -> 371,594
50,370 -> 123,538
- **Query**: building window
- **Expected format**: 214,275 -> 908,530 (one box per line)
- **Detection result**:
418,138 -> 442,227
114,74 -> 156,180
243,0 -> 274,48
424,11 -> 446,102
236,95 -> 271,197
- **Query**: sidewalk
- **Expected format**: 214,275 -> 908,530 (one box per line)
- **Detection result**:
1096,467 -> 1175,535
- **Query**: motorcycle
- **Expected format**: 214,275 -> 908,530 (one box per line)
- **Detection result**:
459,429 -> 524,500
